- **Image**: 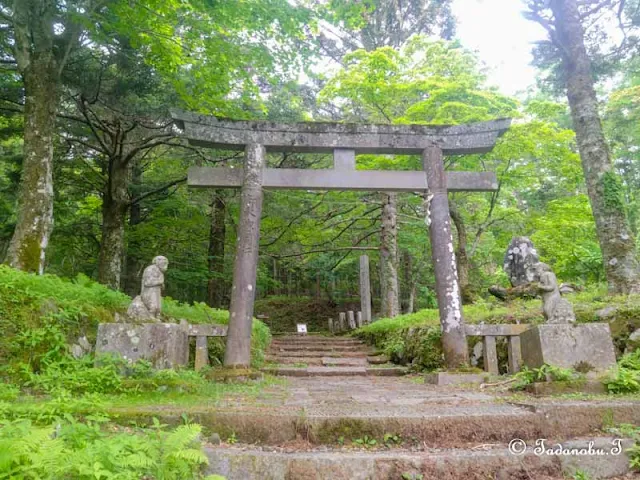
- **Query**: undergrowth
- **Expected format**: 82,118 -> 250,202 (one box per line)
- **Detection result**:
0,414 -> 222,480
355,286 -> 640,372
0,265 -> 270,367
604,349 -> 640,394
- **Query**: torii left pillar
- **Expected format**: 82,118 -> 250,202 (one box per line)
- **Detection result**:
224,144 -> 265,367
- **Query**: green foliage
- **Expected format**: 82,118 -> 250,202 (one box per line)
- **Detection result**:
604,350 -> 640,394
0,266 -> 271,368
25,357 -> 123,396
511,364 -> 578,390
352,435 -> 377,448
0,416 -> 211,479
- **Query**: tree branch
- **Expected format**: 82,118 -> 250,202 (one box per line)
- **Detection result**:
129,176 -> 187,206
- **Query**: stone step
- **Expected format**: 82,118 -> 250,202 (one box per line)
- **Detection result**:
321,357 -> 368,367
366,355 -> 389,365
271,337 -> 363,345
266,356 -> 373,367
204,437 -> 633,480
110,400 -> 640,449
271,345 -> 367,352
267,350 -> 373,358
265,356 -> 323,365
261,366 -> 407,377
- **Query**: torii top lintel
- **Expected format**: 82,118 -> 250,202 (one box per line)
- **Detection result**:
171,110 -> 511,156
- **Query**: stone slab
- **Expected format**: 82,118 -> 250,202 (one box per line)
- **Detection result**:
205,447 -> 562,480
95,323 -> 188,369
321,357 -> 368,366
520,324 -> 617,371
524,380 -> 607,396
559,437 -> 634,479
186,324 -> 227,337
204,438 -> 633,480
424,372 -> 490,386
188,166 -> 498,193
465,324 -> 531,336
172,110 -> 512,155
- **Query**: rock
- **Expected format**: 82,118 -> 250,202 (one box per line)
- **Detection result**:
78,336 -> 92,352
503,237 -> 539,287
558,283 -> 575,294
209,433 -> 221,445
470,341 -> 483,367
625,328 -> 640,354
595,306 -> 618,320
70,344 -> 85,359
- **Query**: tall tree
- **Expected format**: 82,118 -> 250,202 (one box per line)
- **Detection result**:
0,0 -> 87,272
525,0 -> 640,294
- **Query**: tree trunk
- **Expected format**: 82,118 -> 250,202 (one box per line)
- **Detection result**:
400,249 -> 415,314
124,163 -> 143,296
449,201 -> 474,303
97,159 -> 130,289
551,0 -> 640,294
7,55 -> 57,274
207,190 -> 226,308
379,193 -> 400,318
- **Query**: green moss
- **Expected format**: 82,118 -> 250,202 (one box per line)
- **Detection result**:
314,418 -> 381,444
18,235 -> 42,273
601,171 -> 626,213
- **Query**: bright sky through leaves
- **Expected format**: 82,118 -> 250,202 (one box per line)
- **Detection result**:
453,0 -> 547,95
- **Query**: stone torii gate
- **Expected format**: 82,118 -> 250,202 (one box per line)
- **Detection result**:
171,111 -> 511,368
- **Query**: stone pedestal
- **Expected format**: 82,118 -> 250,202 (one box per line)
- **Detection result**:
95,323 -> 189,369
520,324 -> 616,371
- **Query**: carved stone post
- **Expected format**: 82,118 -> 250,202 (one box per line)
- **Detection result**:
224,144 -> 265,367
359,255 -> 372,323
423,146 -> 469,368
347,311 -> 356,330
339,312 -> 346,332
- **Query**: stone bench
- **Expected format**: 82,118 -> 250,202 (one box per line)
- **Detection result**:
464,324 -> 530,375
183,323 -> 228,371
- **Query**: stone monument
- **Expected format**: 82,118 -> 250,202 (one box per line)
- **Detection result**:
534,262 -> 576,324
520,262 -> 615,372
126,255 -> 168,322
504,236 -> 539,287
96,255 -> 189,369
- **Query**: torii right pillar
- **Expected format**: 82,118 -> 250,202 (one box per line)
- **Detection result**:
424,146 -> 469,368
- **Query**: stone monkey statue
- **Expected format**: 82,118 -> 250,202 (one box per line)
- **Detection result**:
534,262 -> 575,324
125,256 -> 169,321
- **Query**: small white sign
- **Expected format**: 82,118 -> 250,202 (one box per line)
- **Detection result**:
296,323 -> 308,334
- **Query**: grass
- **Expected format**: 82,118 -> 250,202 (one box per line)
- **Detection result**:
0,265 -> 271,367
354,286 -> 640,372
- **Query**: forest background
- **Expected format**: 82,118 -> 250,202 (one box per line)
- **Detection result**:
2,0 -> 640,327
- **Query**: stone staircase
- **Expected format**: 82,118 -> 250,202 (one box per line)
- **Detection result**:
262,334 -> 405,376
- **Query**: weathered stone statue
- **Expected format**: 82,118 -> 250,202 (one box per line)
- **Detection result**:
504,237 -> 540,287
126,256 -> 168,322
534,262 -> 575,324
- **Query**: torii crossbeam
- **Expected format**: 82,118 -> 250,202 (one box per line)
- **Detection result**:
171,111 -> 511,368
